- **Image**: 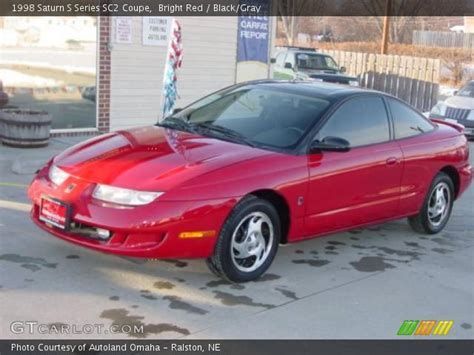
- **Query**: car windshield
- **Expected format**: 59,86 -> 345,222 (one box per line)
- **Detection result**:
159,86 -> 330,151
457,82 -> 474,98
295,53 -> 339,71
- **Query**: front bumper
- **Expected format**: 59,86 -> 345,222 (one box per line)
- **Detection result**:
28,168 -> 235,259
461,123 -> 474,137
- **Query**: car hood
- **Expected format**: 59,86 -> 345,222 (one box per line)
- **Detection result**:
445,95 -> 474,110
53,126 -> 272,191
298,69 -> 357,82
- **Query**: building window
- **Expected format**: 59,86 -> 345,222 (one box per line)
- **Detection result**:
0,16 -> 98,130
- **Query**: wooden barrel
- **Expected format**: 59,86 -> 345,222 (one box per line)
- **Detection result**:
0,109 -> 52,148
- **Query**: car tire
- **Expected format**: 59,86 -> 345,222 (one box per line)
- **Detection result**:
206,195 -> 280,282
408,172 -> 454,234
205,258 -> 223,277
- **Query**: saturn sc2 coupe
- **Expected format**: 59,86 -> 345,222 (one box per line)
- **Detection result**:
28,81 -> 472,282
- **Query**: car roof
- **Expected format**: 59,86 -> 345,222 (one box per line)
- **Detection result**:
296,51 -> 332,57
239,80 -> 376,101
277,49 -> 329,56
287,49 -> 318,53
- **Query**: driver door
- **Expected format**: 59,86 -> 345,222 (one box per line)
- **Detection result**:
272,52 -> 296,80
304,96 -> 403,237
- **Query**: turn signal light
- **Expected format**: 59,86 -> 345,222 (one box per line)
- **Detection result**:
178,230 -> 216,239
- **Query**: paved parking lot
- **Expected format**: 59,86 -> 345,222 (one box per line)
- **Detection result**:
0,137 -> 473,339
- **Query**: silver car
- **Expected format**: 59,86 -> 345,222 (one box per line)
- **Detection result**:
430,81 -> 474,139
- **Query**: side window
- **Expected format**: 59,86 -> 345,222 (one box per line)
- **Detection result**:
323,56 -> 339,70
388,98 -> 434,139
316,97 -> 390,147
275,52 -> 286,67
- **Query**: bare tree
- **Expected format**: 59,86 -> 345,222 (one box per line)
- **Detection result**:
277,0 -> 325,45
359,0 -> 466,43
444,50 -> 473,85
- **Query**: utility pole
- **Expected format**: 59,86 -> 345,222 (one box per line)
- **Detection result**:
381,0 -> 391,54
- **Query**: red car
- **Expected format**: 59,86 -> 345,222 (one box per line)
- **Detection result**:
28,81 -> 472,282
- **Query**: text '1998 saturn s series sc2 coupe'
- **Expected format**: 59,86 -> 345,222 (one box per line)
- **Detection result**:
28,81 -> 472,282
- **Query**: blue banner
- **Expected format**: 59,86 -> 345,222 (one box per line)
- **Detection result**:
237,0 -> 270,64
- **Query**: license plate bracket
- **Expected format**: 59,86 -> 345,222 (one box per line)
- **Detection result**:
39,196 -> 71,230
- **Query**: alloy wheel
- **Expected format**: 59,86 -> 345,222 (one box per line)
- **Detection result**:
230,212 -> 274,273
427,182 -> 451,227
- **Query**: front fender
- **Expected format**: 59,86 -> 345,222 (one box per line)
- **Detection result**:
161,153 -> 309,222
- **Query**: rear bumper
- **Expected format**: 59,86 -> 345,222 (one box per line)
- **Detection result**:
458,163 -> 473,198
28,172 -> 236,259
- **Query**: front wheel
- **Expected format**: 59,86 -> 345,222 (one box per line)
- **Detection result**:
408,172 -> 454,234
206,196 -> 280,282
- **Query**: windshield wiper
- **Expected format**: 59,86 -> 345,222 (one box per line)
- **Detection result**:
158,119 -> 256,147
194,123 -> 256,147
156,116 -> 196,133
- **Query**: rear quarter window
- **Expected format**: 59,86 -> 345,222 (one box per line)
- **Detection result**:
388,98 -> 434,139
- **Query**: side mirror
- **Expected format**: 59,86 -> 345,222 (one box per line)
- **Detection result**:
340,66 -> 346,73
284,62 -> 293,69
270,58 -> 276,64
172,108 -> 182,114
310,136 -> 350,153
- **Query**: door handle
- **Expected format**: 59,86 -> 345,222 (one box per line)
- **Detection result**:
386,157 -> 399,166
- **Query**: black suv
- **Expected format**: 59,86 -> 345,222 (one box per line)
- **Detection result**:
271,47 -> 359,86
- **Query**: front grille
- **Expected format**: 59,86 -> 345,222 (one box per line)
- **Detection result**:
309,75 -> 349,85
445,106 -> 470,120
323,78 -> 349,84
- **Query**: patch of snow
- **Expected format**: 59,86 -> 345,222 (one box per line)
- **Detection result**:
0,69 -> 61,88
439,85 -> 457,98
449,25 -> 464,32
0,60 -> 95,76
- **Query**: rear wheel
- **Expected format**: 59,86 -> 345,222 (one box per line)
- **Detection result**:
206,196 -> 280,282
408,172 -> 454,234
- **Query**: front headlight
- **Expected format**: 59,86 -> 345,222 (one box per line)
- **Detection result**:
467,110 -> 474,121
92,184 -> 163,206
430,102 -> 447,116
49,165 -> 70,186
349,80 -> 359,87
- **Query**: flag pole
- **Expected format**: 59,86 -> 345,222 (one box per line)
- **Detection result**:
161,18 -> 183,121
